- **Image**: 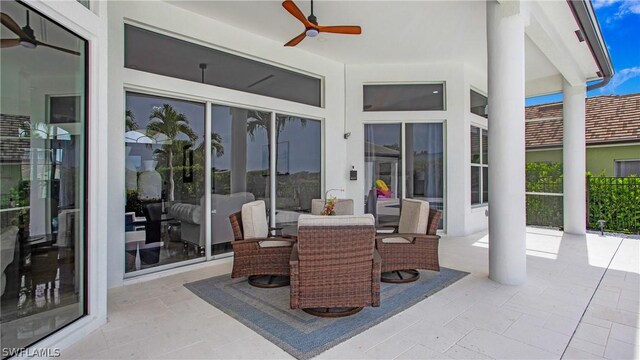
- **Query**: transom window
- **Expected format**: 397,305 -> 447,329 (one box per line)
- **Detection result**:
124,25 -> 322,107
363,83 -> 445,111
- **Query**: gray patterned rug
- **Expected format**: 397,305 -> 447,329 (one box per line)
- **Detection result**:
185,268 -> 468,359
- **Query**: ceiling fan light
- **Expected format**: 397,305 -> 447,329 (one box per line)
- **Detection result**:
19,39 -> 36,49
305,28 -> 319,37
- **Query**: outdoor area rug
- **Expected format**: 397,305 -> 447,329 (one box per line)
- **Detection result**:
185,267 -> 468,359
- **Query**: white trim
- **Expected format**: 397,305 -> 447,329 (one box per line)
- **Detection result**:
205,102 -> 212,261
270,112 -> 277,228
6,0 -> 109,355
123,257 -> 207,279
123,257 -> 232,286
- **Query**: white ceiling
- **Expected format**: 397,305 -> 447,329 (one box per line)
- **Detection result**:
168,1 -> 488,66
167,0 -> 574,90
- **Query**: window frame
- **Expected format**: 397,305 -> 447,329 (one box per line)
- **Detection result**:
122,86 -> 325,278
470,88 -> 488,118
471,125 -> 488,206
363,120 -> 447,230
362,82 -> 446,112
614,159 -> 640,177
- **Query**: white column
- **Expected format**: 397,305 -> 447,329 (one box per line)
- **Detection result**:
486,0 -> 527,285
562,80 -> 586,234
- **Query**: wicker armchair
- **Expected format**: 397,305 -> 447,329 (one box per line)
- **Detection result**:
229,207 -> 295,288
290,214 -> 380,317
375,199 -> 441,283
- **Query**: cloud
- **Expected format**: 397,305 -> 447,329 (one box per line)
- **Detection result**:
592,0 -> 619,9
593,0 -> 640,23
617,1 -> 640,16
600,67 -> 640,93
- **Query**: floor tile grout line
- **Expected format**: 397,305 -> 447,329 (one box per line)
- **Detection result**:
391,343 -> 420,360
560,237 -> 624,359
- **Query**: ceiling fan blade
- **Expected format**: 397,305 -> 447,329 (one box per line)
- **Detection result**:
1,12 -> 29,38
35,40 -> 80,56
0,38 -> 20,48
282,0 -> 311,27
284,32 -> 306,47
318,25 -> 362,35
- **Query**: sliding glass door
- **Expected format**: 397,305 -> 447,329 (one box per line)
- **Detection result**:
365,122 -> 444,229
124,92 -> 206,273
365,124 -> 403,225
210,106 -> 271,255
274,115 -> 321,227
210,106 -> 322,254
1,0 -> 87,351
406,123 -> 444,227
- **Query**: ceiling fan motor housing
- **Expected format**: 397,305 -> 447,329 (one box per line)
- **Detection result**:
20,26 -> 36,48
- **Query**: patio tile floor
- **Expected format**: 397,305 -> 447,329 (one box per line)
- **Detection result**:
60,229 -> 639,359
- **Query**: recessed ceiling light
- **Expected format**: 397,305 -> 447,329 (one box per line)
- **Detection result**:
433,90 -> 439,94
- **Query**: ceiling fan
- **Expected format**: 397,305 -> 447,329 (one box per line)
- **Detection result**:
282,0 -> 361,47
1,10 -> 80,56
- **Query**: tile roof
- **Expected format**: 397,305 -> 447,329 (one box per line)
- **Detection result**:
525,93 -> 640,148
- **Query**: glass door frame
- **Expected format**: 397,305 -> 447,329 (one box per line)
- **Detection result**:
363,120 -> 447,231
122,86 -> 325,274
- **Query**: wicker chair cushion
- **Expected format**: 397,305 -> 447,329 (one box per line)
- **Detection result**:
381,236 -> 412,244
258,240 -> 293,248
310,199 -> 355,215
298,214 -> 374,227
398,199 -> 429,234
241,200 -> 269,239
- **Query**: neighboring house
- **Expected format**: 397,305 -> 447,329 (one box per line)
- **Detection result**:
526,94 -> 640,176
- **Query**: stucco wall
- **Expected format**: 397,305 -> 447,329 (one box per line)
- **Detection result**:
526,144 -> 640,176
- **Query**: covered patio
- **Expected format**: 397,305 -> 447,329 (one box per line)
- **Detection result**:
59,229 -> 638,359
2,0 -> 635,358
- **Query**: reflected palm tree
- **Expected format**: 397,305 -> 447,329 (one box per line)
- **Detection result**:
246,112 -> 306,170
147,104 -> 198,201
147,104 -> 224,201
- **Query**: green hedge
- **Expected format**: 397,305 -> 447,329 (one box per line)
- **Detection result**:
526,162 -> 563,227
525,162 -> 640,234
588,175 -> 639,234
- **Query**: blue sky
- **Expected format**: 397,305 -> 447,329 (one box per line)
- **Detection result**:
526,0 -> 640,106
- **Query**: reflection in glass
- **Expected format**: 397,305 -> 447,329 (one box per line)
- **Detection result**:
470,126 -> 488,205
1,0 -> 86,351
364,124 -> 402,225
471,166 -> 481,205
470,90 -> 488,118
363,84 -> 445,111
482,129 -> 488,165
471,126 -> 481,164
482,167 -> 488,204
210,106 -> 270,255
405,123 -> 444,228
274,115 -> 321,227
125,93 -> 205,273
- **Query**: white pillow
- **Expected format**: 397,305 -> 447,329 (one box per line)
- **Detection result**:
241,200 -> 269,239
